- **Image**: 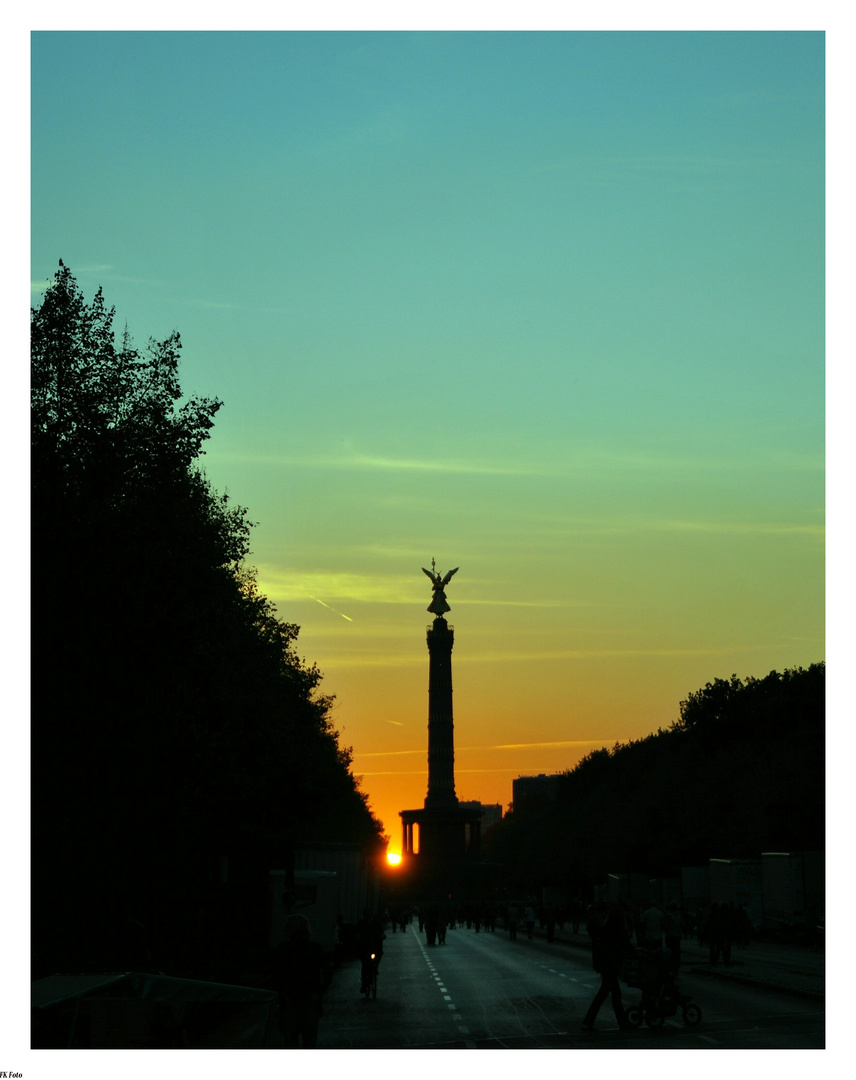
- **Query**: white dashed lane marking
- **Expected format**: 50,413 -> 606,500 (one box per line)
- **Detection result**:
413,926 -> 474,1046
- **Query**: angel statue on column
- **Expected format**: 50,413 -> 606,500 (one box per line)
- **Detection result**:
422,560 -> 459,616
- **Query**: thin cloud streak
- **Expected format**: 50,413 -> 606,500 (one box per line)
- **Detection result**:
491,739 -> 625,750
356,770 -> 433,777
357,749 -> 426,759
347,452 -> 537,477
257,568 -> 415,605
259,568 -> 582,610
356,739 -> 624,760
258,527 -> 819,613
288,644 -> 771,671
32,265 -> 163,294
458,645 -> 775,664
359,768 -> 537,777
210,449 -> 540,477
662,519 -> 823,537
208,445 -> 820,479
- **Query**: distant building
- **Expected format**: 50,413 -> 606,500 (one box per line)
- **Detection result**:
512,773 -> 563,811
459,801 -> 503,832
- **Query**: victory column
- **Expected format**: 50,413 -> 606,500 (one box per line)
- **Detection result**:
399,563 -> 483,896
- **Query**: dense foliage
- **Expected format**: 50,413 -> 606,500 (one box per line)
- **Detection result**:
484,664 -> 825,895
31,263 -> 383,979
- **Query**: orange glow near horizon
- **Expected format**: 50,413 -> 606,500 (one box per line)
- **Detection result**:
386,851 -> 402,866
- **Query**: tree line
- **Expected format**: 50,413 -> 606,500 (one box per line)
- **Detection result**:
483,663 -> 825,896
31,263 -> 384,981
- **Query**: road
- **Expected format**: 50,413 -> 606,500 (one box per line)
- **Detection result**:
307,923 -> 824,1050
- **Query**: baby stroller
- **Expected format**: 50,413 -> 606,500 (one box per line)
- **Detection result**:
620,946 -> 702,1030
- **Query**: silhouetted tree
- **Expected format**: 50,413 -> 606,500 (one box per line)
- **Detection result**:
32,262 -> 383,979
491,664 -> 824,897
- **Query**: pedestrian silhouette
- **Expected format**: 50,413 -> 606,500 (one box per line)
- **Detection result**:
707,903 -> 734,966
639,900 -> 665,949
524,903 -> 536,939
272,914 -> 328,1048
581,904 -> 631,1033
664,901 -> 683,972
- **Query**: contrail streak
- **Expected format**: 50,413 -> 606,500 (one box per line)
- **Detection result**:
309,596 -> 353,622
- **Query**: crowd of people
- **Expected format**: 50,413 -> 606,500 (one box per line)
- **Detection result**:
381,894 -> 751,962
382,897 -> 589,942
270,894 -> 755,1044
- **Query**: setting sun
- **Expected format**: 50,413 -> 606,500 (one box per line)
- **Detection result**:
386,851 -> 402,866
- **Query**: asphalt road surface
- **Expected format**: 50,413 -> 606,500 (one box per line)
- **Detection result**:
311,923 -> 824,1050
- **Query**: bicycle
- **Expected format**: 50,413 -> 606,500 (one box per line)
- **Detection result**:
361,951 -> 379,999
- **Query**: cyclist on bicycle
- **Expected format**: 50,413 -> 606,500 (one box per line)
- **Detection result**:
355,908 -> 385,994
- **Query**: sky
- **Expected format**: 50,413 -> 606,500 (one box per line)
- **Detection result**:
30,29 -> 826,854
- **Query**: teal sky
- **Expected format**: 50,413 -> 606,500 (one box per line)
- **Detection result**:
30,31 -> 825,841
